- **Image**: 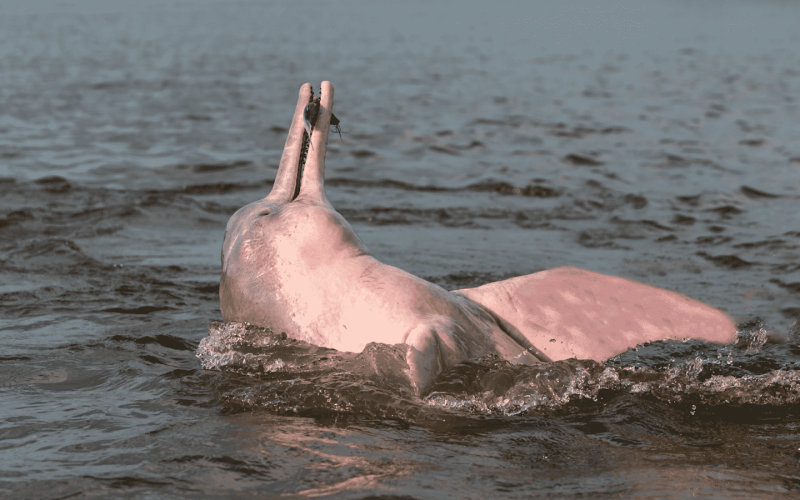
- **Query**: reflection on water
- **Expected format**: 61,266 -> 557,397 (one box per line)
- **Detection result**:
2,0 -> 800,498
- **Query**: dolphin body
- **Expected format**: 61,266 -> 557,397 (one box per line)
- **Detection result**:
220,82 -> 736,395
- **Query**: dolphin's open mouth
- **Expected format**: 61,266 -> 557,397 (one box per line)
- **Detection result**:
293,86 -> 341,201
293,138 -> 306,201
266,82 -> 334,206
292,87 -> 316,201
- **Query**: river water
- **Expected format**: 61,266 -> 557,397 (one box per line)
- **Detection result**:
2,1 -> 800,498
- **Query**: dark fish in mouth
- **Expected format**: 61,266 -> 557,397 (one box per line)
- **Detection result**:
303,98 -> 319,140
304,97 -> 343,148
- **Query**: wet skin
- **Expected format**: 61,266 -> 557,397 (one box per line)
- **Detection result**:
220,82 -> 737,395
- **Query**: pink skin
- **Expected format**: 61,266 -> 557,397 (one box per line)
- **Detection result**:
220,82 -> 737,395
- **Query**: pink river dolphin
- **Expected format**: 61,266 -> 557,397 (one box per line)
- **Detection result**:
219,81 -> 736,394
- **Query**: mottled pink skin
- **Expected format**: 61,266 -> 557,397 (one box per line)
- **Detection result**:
220,82 -> 737,394
455,267 -> 736,362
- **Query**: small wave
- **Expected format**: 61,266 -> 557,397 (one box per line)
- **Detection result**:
563,153 -> 604,166
695,251 -> 754,269
0,238 -> 103,273
325,177 -> 560,198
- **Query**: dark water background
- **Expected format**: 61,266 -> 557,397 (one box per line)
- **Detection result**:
2,0 -> 800,497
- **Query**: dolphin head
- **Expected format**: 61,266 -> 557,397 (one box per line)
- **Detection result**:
219,82 -> 371,342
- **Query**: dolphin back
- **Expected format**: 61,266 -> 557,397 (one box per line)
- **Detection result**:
454,266 -> 737,363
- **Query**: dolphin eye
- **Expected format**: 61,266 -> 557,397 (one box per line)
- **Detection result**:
259,210 -> 271,216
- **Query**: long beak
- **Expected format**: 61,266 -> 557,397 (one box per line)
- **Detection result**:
265,83 -> 312,205
296,81 -> 333,205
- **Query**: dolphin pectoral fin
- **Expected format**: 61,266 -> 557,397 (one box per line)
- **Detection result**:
455,266 -> 737,363
404,324 -> 444,397
266,83 -> 313,205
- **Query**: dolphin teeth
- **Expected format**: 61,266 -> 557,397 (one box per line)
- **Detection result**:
297,87 -> 316,170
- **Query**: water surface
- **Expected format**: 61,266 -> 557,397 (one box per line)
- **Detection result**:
2,1 -> 800,498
